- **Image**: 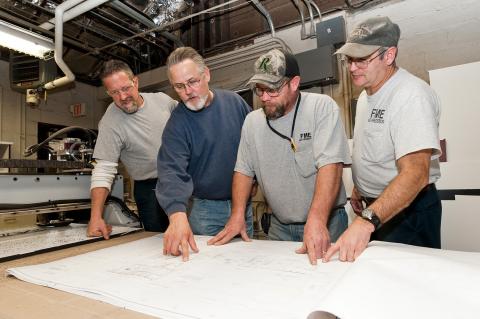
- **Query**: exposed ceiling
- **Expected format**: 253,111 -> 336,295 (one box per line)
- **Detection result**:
0,0 -> 377,86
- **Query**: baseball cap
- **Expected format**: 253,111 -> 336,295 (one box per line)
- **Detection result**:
335,16 -> 400,58
247,49 -> 300,88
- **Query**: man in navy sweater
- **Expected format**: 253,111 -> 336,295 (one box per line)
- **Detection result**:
156,47 -> 253,261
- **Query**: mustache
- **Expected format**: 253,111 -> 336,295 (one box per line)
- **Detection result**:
120,97 -> 134,103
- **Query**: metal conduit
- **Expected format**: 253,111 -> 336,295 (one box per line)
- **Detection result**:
302,0 -> 316,38
207,38 -> 289,72
250,0 -> 275,38
308,0 -> 322,22
292,0 -> 308,40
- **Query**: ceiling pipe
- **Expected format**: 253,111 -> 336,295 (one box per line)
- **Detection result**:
108,0 -> 184,48
250,0 -> 275,37
43,0 -> 109,90
39,0 -> 109,30
43,0 -> 81,89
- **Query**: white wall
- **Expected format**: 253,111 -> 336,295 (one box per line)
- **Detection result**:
0,60 -> 104,158
430,61 -> 480,252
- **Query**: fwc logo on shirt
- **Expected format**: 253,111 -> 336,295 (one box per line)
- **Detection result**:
299,132 -> 312,141
368,108 -> 385,124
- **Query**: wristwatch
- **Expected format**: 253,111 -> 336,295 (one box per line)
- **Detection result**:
361,208 -> 381,230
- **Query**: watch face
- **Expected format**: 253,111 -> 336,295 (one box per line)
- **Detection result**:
362,209 -> 373,219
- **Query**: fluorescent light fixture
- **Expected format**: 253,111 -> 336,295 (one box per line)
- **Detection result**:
0,20 -> 53,59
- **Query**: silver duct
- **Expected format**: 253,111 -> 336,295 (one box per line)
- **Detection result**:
125,0 -> 193,26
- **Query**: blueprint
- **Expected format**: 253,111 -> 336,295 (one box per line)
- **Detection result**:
7,235 -> 480,319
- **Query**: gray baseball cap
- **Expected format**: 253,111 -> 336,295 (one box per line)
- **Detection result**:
335,16 -> 400,58
247,49 -> 300,88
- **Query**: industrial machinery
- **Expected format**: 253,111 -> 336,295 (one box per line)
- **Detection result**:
0,126 -> 140,240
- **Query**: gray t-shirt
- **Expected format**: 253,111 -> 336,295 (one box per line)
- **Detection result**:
352,68 -> 441,198
235,92 -> 351,224
93,92 -> 177,181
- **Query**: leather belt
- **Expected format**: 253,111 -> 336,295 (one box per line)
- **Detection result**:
362,183 -> 434,206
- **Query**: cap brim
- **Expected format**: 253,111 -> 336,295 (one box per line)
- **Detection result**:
334,43 -> 381,58
247,73 -> 284,88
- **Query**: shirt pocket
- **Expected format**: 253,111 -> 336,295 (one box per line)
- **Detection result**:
294,149 -> 317,178
360,130 -> 393,163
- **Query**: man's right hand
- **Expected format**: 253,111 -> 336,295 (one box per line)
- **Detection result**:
87,218 -> 112,239
163,212 -> 199,261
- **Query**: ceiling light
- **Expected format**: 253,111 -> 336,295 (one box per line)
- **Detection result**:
0,20 -> 53,59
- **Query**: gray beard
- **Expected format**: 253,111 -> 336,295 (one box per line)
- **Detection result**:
185,93 -> 208,111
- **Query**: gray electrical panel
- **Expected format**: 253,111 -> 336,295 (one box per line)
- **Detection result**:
296,45 -> 338,86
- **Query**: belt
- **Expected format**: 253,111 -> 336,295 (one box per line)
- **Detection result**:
362,183 -> 434,206
134,178 -> 158,183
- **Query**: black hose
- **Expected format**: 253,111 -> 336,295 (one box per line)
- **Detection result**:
24,126 -> 98,157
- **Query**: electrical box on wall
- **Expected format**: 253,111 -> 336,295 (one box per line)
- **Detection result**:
316,16 -> 346,47
295,16 -> 346,87
9,52 -> 57,92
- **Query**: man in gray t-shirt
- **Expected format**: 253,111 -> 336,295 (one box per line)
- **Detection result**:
324,17 -> 442,263
87,60 -> 177,239
209,49 -> 351,265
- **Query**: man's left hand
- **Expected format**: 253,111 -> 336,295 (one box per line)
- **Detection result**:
207,214 -> 251,246
323,217 -> 374,263
295,217 -> 330,265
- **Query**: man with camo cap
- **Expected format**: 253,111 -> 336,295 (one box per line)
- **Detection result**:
209,48 -> 351,265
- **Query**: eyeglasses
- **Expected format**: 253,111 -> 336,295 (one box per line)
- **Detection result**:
172,74 -> 204,91
253,79 -> 290,98
343,49 -> 387,69
107,82 -> 134,97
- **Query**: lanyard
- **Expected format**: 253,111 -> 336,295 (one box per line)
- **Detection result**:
266,94 -> 301,152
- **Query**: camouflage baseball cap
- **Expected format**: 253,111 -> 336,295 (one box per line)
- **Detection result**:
247,49 -> 300,88
335,16 -> 400,58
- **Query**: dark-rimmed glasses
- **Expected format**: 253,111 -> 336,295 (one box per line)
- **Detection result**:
253,79 -> 291,98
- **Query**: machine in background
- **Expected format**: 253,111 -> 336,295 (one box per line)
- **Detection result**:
0,126 -> 140,237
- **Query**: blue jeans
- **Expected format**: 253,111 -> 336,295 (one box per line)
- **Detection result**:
268,207 -> 348,242
188,198 -> 253,237
371,184 -> 442,248
134,179 -> 169,232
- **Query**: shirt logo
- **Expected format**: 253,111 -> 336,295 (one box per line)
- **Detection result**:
299,132 -> 312,141
368,108 -> 385,124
